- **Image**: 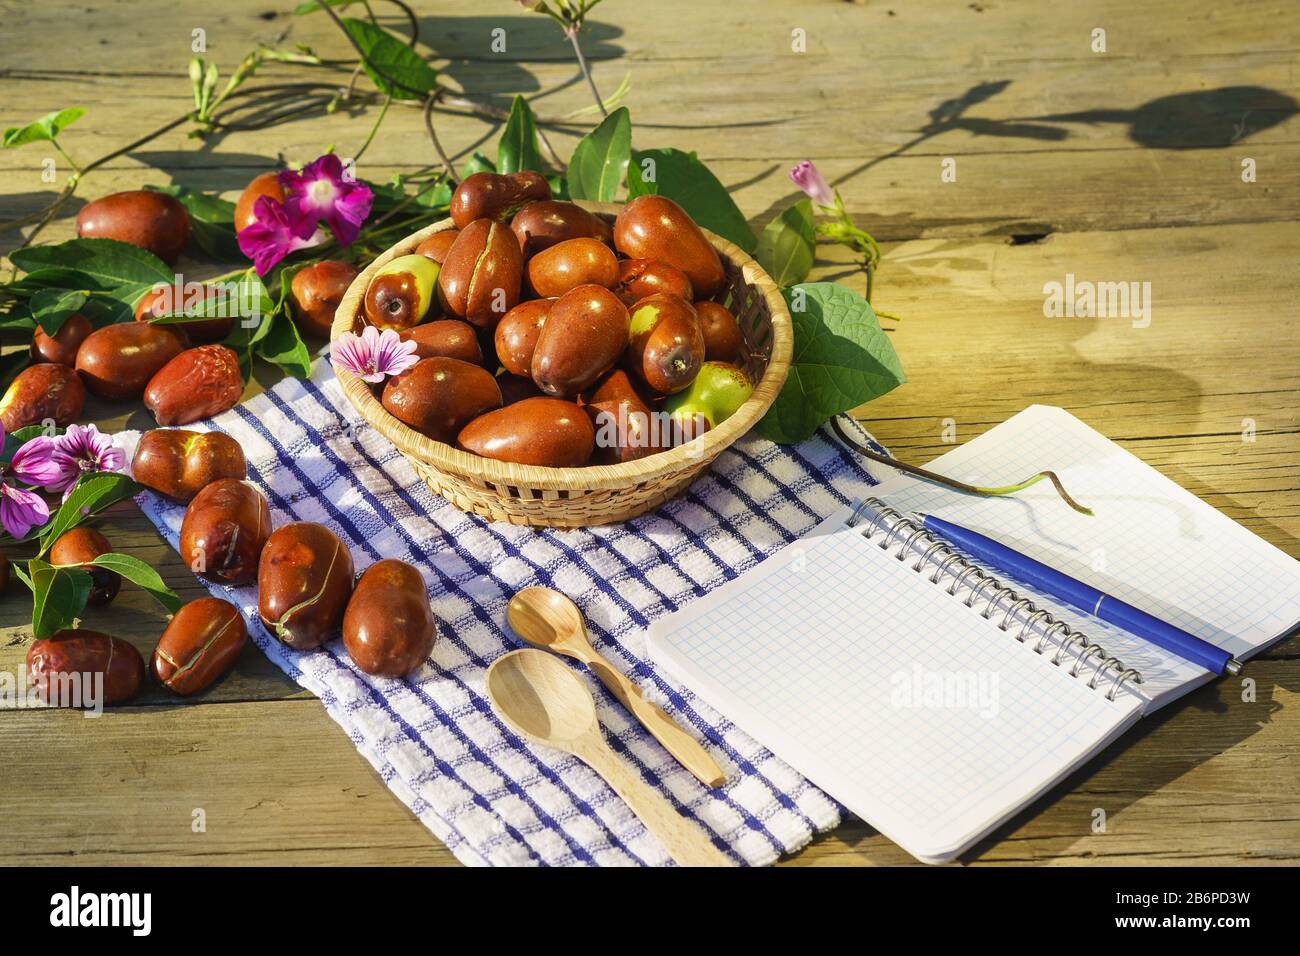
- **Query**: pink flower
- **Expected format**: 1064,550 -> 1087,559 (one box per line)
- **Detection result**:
49,424 -> 126,498
237,195 -> 320,276
789,160 -> 835,207
6,435 -> 61,488
332,326 -> 418,383
0,481 -> 48,540
279,154 -> 373,248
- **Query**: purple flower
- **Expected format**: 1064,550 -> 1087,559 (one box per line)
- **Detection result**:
237,195 -> 321,276
332,326 -> 419,383
0,481 -> 48,540
6,435 -> 61,488
279,154 -> 373,248
789,160 -> 835,207
49,424 -> 126,498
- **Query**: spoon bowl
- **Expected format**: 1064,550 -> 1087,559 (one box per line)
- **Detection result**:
507,586 -> 585,650
487,649 -> 596,744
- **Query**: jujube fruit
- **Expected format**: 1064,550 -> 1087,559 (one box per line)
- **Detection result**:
342,559 -> 437,677
76,190 -> 191,265
179,478 -> 272,585
144,344 -> 244,426
450,171 -> 549,229
399,319 -> 483,364
627,294 -> 706,394
0,362 -> 85,431
152,597 -> 248,697
49,527 -> 120,607
494,298 -> 552,378
695,300 -> 743,363
415,230 -> 459,263
530,284 -> 629,398
131,429 -> 247,501
511,200 -> 612,257
234,172 -> 285,233
457,397 -> 595,468
436,218 -> 523,327
76,322 -> 185,401
381,357 -> 502,444
31,314 -> 92,366
364,254 -> 440,331
663,361 -> 753,443
27,630 -> 145,707
290,260 -> 360,339
613,258 -> 693,307
134,283 -> 234,343
258,522 -> 355,651
526,237 -> 619,299
614,195 -> 725,298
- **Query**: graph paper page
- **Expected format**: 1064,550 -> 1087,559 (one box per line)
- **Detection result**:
647,508 -> 1143,863
867,406 -> 1300,707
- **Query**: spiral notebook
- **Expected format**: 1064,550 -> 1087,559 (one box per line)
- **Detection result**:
647,406 -> 1300,863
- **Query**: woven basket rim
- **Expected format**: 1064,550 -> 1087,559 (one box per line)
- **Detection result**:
330,201 -> 793,492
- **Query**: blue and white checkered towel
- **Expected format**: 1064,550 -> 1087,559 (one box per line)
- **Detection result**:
132,360 -> 885,866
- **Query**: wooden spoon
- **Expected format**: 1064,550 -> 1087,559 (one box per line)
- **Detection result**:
508,586 -> 726,788
486,648 -> 732,867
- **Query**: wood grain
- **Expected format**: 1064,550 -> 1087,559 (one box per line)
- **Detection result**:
1,0 -> 1297,866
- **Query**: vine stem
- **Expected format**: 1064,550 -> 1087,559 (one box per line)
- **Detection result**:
566,26 -> 607,117
830,415 -> 1094,516
352,94 -> 391,164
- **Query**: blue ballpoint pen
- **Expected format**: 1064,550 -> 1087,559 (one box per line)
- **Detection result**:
914,512 -> 1243,677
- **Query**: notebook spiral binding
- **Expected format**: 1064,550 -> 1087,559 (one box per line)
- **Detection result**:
848,497 -> 1144,701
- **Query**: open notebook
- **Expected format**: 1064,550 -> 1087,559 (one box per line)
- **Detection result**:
647,406 -> 1300,863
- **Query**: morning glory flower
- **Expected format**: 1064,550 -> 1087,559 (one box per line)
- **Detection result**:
237,195 -> 321,277
789,160 -> 835,208
332,326 -> 419,383
279,154 -> 374,248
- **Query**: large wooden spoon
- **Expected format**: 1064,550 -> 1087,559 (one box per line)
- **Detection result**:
486,649 -> 732,867
507,586 -> 726,788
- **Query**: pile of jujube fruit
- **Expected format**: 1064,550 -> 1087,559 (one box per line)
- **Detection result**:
356,172 -> 756,468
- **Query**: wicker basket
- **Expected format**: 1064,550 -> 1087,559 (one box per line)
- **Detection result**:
330,201 -> 792,527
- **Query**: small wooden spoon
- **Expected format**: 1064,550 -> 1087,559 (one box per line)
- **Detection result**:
486,649 -> 732,867
508,586 -> 726,788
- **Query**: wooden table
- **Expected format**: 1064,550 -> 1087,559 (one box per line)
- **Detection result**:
2,0 -> 1297,866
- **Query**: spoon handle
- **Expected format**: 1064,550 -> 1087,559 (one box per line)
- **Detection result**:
585,655 -> 727,788
576,734 -> 734,867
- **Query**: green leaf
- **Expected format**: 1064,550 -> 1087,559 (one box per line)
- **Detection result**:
627,148 -> 756,252
756,199 -> 815,287
2,107 -> 85,149
36,472 -> 141,553
29,288 -> 88,335
28,558 -> 92,641
341,17 -> 437,101
10,238 -> 172,289
256,312 -> 313,378
756,282 -> 906,444
462,152 -> 495,177
83,553 -> 182,614
148,184 -> 235,225
567,107 -> 631,202
497,96 -> 546,174
1,351 -> 31,392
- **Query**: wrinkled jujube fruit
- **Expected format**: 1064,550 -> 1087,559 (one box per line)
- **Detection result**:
144,344 -> 244,427
28,630 -> 145,707
0,362 -> 85,431
76,190 -> 191,265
